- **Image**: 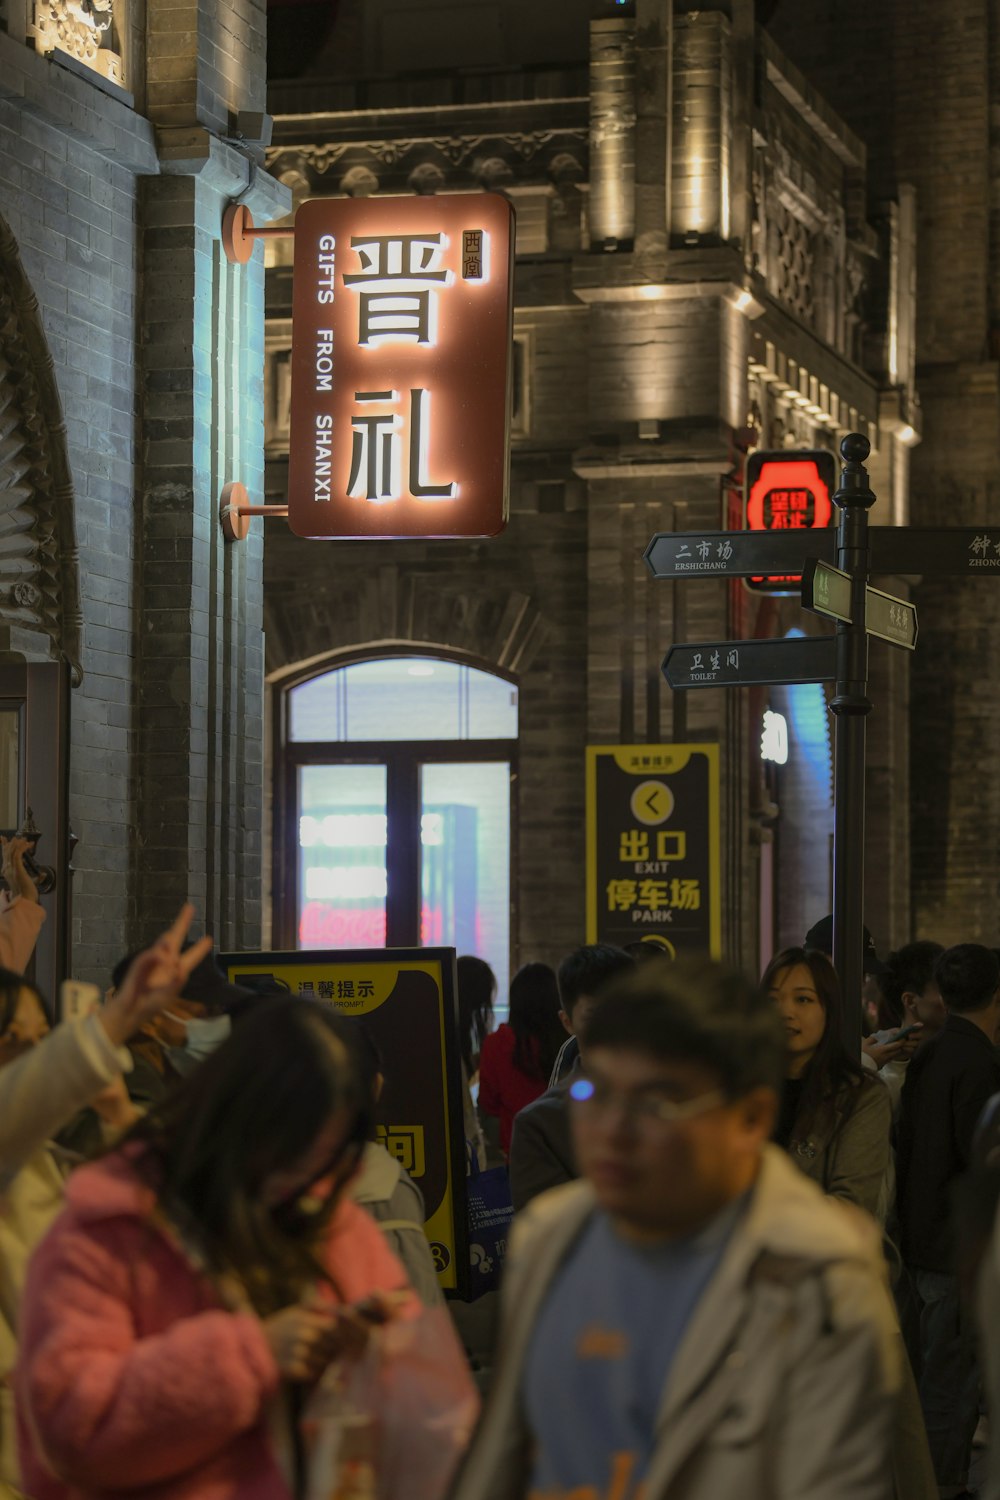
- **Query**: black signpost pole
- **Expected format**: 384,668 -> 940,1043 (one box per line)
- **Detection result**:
672,502 -> 689,743
643,436 -> 1000,1045
829,435 -> 876,1053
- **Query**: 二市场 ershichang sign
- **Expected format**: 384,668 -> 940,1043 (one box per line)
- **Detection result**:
287,193 -> 515,540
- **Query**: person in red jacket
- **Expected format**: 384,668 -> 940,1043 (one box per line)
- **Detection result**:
478,963 -> 564,1157
16,999 -> 414,1500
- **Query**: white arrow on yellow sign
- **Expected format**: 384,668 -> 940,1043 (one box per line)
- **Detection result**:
630,781 -> 675,826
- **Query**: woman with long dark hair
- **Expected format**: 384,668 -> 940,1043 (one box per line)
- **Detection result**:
478,962 -> 564,1157
455,956 -> 495,1169
455,955 -> 496,1079
16,999 -> 413,1500
764,946 -> 892,1221
765,950 -> 938,1500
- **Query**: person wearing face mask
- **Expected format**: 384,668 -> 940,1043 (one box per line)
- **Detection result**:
0,906 -> 215,1497
159,1004 -> 234,1077
15,1000 -> 419,1500
109,947 -> 252,1105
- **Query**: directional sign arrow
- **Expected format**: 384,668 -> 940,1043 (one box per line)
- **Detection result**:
864,586 -> 918,650
802,558 -> 853,624
662,636 -> 838,690
644,528 -> 837,580
869,526 -> 1000,575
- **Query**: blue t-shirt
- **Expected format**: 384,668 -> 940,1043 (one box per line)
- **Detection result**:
523,1199 -> 744,1500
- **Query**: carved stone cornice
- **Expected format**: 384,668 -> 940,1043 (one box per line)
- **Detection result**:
32,0 -> 124,85
0,215 -> 83,683
267,126 -> 588,183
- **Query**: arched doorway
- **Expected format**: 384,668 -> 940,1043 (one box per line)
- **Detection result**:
0,214 -> 82,993
272,650 -> 518,999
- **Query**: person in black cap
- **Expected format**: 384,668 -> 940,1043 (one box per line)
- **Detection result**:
803,913 -> 888,982
109,945 -> 255,1108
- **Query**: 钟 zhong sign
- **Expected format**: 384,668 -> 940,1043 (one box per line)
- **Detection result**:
585,744 -> 721,957
744,449 -> 836,594
288,194 -> 515,539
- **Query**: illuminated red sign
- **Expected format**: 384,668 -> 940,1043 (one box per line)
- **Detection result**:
745,450 -> 836,592
288,193 -> 514,539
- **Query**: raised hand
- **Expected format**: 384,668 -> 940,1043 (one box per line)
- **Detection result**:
1,836 -> 39,905
100,905 -> 214,1049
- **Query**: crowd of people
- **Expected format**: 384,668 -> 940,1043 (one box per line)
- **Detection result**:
2,826 -> 1000,1500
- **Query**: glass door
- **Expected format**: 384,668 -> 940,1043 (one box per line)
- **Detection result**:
296,763 -> 388,948
277,654 -> 517,972
420,761 -> 511,1004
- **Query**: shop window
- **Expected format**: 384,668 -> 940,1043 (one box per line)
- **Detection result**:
276,654 -> 517,1002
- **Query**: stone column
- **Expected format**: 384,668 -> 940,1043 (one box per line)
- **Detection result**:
670,10 -> 732,243
589,16 -> 636,250
132,0 -> 289,948
574,3 -> 755,965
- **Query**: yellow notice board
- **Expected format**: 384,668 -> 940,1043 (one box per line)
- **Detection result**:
586,744 -> 721,957
219,947 -> 469,1297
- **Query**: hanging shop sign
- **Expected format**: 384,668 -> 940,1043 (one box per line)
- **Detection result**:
219,945 -> 469,1298
287,193 -> 515,540
585,744 -> 722,957
744,449 -> 837,594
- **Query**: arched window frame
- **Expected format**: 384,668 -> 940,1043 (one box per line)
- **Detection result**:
271,645 -> 519,959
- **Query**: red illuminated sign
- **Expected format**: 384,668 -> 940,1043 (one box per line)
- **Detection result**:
745,450 -> 836,592
288,194 -> 515,540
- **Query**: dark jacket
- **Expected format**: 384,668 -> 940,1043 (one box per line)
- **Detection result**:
784,1073 -> 893,1223
508,1083 -> 576,1211
897,1012 -> 1000,1273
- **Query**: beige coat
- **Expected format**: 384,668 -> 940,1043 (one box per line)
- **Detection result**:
0,1014 -> 127,1495
449,1145 -> 900,1500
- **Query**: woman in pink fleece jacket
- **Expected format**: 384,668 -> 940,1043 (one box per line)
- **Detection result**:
16,1000 -> 414,1500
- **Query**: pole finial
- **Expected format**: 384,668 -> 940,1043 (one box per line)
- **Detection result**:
840,432 -> 870,465
834,431 -> 876,511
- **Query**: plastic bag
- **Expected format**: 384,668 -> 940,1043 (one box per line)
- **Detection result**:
466,1159 -> 513,1298
303,1305 -> 480,1500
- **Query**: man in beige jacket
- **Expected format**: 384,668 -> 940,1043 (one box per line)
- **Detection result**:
450,958 -> 900,1500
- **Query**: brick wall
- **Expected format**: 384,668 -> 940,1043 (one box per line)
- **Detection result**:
262,490 -> 590,975
0,37 -> 156,983
0,0 -> 282,981
770,0 -> 1000,948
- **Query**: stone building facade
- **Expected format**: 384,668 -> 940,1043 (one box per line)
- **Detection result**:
259,0 -> 920,977
768,0 -> 1000,947
6,0 -> 985,988
0,0 -> 284,984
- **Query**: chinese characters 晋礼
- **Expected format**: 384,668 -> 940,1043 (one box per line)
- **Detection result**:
340,233 -> 465,504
